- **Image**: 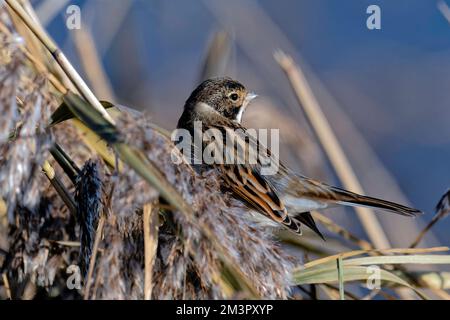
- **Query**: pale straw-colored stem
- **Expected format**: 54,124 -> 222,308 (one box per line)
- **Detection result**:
143,203 -> 159,300
72,27 -> 116,101
83,215 -> 105,300
4,0 -> 115,125
2,273 -> 12,299
275,51 -> 420,299
275,50 -> 391,250
409,212 -> 445,248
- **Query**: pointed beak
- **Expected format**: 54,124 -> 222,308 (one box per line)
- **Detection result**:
246,92 -> 258,102
244,92 -> 258,107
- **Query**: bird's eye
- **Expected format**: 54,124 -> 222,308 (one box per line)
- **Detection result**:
229,93 -> 239,101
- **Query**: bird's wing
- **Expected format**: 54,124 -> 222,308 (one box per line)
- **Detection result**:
221,163 -> 302,233
207,122 -> 303,234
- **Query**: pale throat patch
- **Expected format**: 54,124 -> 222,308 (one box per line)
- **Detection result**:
235,106 -> 245,123
194,92 -> 257,123
195,101 -> 245,123
237,92 -> 258,123
194,102 -> 217,115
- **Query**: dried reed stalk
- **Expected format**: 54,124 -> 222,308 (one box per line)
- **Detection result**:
4,0 -> 115,124
42,160 -> 76,215
72,27 -> 116,101
2,273 -> 12,299
275,51 -> 419,300
275,51 -> 391,250
143,203 -> 159,300
84,215 -> 105,299
410,191 -> 449,248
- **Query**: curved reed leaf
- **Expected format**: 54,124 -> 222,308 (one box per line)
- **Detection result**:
294,265 -> 428,299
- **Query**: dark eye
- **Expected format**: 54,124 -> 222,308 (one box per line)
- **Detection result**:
229,93 -> 239,101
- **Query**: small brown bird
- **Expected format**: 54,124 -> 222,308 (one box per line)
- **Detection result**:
176,77 -> 422,239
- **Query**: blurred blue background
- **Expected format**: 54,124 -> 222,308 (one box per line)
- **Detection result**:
33,0 -> 450,247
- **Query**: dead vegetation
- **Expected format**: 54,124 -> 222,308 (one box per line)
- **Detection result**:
0,0 -> 449,300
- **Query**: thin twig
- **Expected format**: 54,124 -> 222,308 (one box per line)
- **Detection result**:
143,203 -> 159,300
409,271 -> 450,290
410,190 -> 449,248
312,211 -> 374,250
50,143 -> 80,184
275,50 -> 391,250
274,51 -> 421,300
49,240 -> 81,247
336,257 -> 344,300
2,273 -> 12,299
42,160 -> 77,215
83,215 -> 105,300
410,213 -> 445,248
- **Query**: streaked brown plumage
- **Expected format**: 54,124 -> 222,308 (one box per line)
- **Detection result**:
177,77 -> 422,239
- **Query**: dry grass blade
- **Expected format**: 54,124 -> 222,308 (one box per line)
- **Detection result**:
42,160 -> 77,215
410,190 -> 450,248
408,271 -> 450,290
337,257 -> 344,300
72,27 -> 115,101
344,255 -> 450,267
84,215 -> 105,300
295,264 -> 429,300
311,211 -> 374,250
49,143 -> 80,184
304,246 -> 449,269
274,51 -> 425,298
143,203 -> 159,300
2,273 -> 12,299
50,240 -> 81,247
4,0 -> 115,124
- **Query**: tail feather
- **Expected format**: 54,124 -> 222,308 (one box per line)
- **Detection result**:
330,186 -> 423,217
294,212 -> 325,240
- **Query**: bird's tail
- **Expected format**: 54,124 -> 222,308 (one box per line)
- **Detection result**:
329,186 -> 423,217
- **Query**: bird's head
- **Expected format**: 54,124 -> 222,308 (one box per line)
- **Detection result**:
184,77 -> 257,123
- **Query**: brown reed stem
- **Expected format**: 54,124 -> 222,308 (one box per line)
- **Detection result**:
4,0 -> 115,124
275,50 -> 391,250
410,212 -> 445,248
2,273 -> 12,299
83,215 -> 105,300
143,203 -> 159,300
72,27 -> 116,101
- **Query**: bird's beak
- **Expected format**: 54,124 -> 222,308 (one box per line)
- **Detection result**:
246,92 -> 258,102
236,92 -> 258,123
244,92 -> 258,107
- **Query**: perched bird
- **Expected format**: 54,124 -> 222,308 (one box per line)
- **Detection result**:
176,77 -> 422,239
